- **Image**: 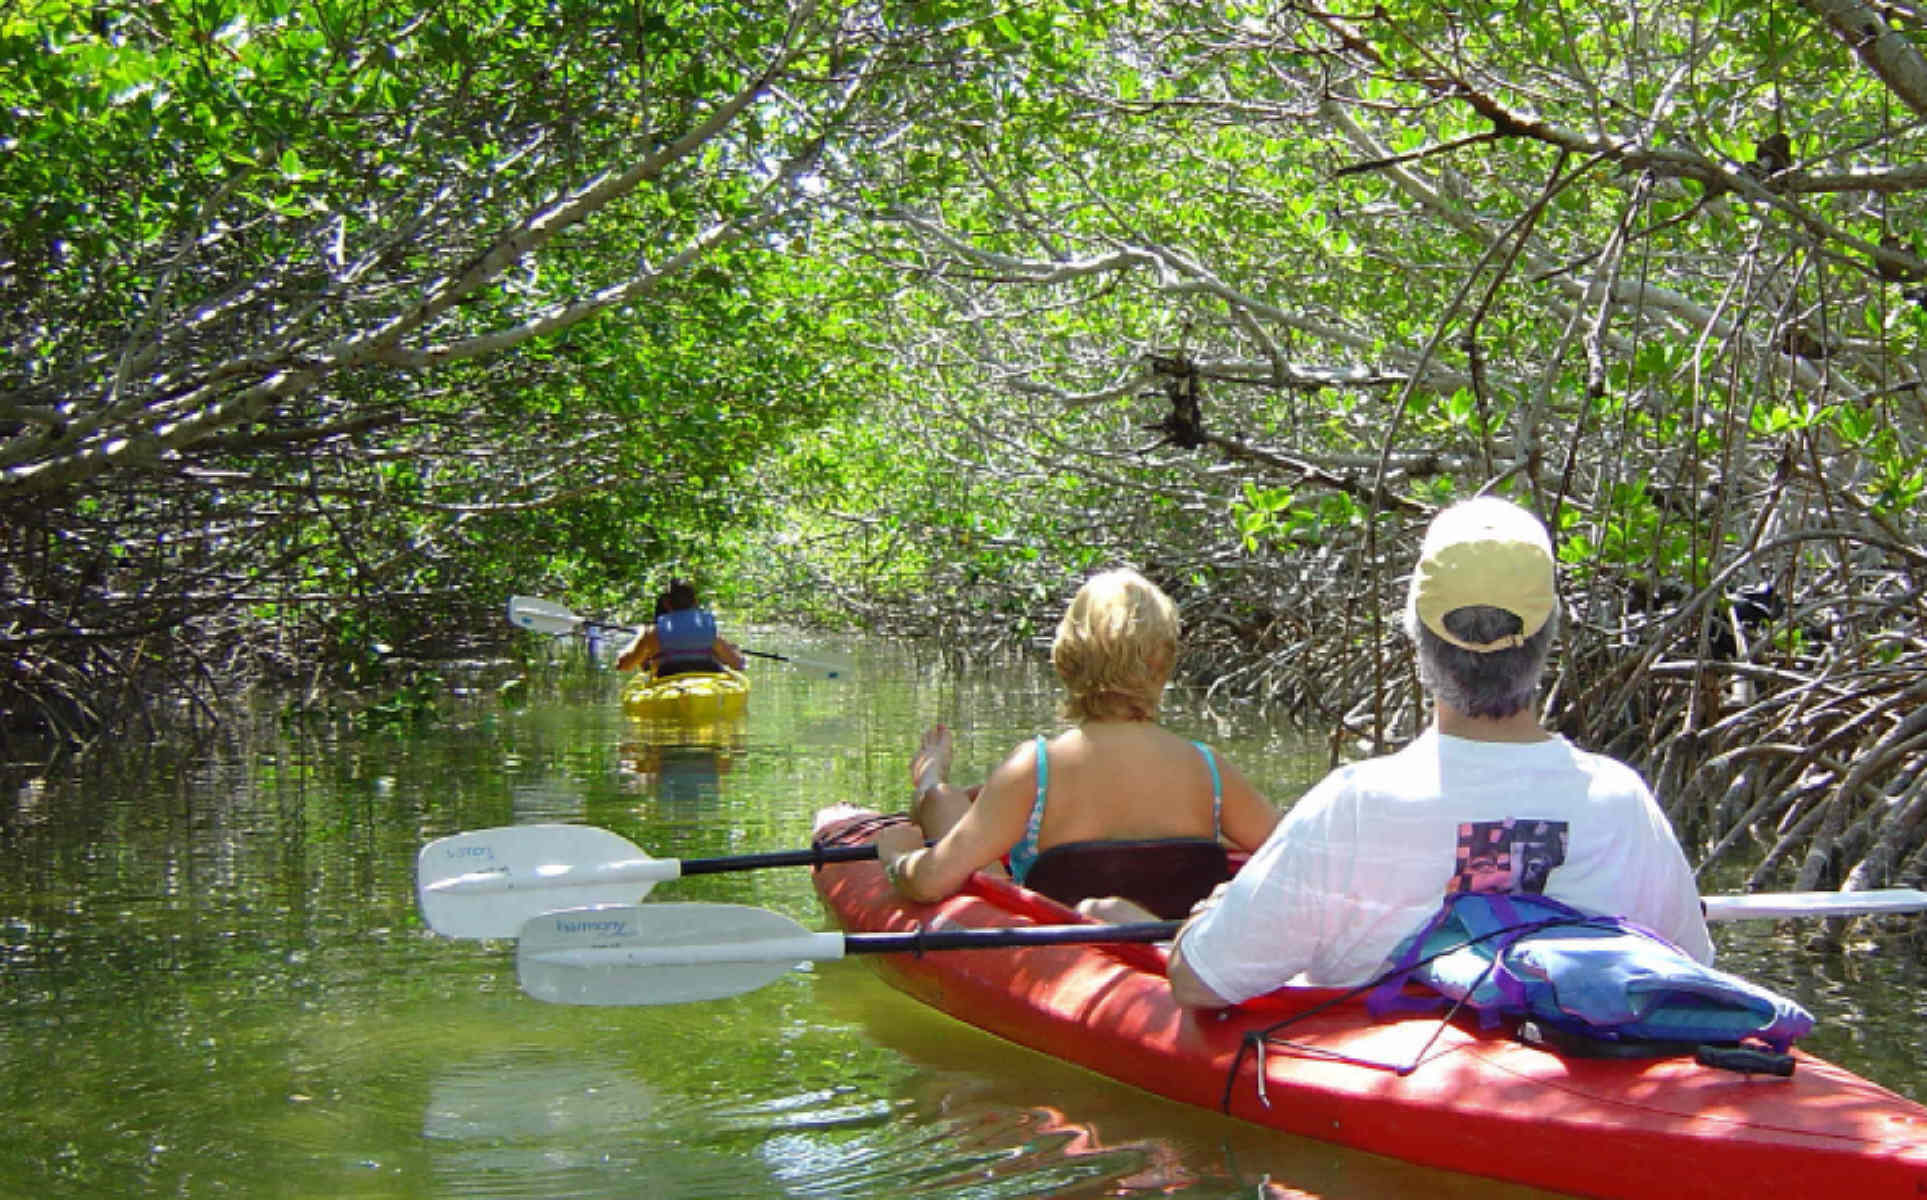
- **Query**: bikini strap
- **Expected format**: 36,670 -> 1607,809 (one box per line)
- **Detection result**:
1192,741 -> 1223,838
1035,733 -> 1050,810
1009,735 -> 1050,883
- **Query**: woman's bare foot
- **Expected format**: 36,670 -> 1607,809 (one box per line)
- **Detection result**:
910,724 -> 953,799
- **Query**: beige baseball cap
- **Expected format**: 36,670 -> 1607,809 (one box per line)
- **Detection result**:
1409,497 -> 1557,653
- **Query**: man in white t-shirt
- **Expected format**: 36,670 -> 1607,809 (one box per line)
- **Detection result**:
1167,497 -> 1714,1008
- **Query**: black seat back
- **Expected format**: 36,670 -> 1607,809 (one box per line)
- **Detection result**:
1021,838 -> 1231,920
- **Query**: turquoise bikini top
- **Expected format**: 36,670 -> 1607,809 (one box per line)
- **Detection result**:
1007,734 -> 1223,883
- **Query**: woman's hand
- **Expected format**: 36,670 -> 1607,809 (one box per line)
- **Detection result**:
874,822 -> 927,895
875,822 -> 924,862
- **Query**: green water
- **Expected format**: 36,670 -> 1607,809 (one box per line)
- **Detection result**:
2,634 -> 1920,1198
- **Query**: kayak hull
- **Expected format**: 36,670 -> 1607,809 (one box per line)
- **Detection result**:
810,806 -> 1927,1200
620,669 -> 749,719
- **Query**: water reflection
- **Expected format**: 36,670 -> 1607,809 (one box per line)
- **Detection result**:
0,638 -> 1920,1200
421,1051 -> 790,1197
620,713 -> 747,809
424,1053 -> 663,1144
421,1051 -> 756,1198
509,775 -> 587,823
810,969 -> 1563,1200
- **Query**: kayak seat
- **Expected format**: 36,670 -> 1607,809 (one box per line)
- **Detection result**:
654,659 -> 723,678
1021,838 -> 1231,921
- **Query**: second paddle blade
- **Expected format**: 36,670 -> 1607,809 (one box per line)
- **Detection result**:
517,902 -> 840,1006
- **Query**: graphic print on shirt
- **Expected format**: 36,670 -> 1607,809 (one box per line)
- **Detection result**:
1451,819 -> 1569,894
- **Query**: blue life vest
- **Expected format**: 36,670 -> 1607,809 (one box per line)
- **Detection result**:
655,608 -> 720,671
1367,892 -> 1813,1053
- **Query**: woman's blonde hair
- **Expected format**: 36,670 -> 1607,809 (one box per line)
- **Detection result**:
1051,569 -> 1180,722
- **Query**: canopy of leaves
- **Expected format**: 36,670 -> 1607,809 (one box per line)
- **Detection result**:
0,0 -> 999,735
739,0 -> 1927,906
7,0 -> 1927,914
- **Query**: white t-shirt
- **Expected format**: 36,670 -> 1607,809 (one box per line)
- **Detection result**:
1178,728 -> 1715,1002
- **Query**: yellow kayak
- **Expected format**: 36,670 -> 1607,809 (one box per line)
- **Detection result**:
620,668 -> 750,719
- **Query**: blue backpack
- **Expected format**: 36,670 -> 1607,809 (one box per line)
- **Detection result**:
1367,892 -> 1814,1057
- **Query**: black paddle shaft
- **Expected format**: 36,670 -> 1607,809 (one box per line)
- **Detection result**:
845,920 -> 1181,956
677,843 -> 882,875
580,618 -> 637,635
676,840 -> 944,876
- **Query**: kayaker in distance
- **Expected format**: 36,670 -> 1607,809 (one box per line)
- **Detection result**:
616,579 -> 747,678
1165,496 -> 1715,1008
872,568 -> 1281,919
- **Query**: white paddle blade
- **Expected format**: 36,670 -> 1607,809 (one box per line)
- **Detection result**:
1703,888 -> 1927,922
517,903 -> 847,1006
417,824 -> 680,939
507,595 -> 585,636
784,654 -> 852,681
740,648 -> 852,680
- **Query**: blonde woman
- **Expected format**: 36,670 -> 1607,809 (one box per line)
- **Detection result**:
873,569 -> 1279,918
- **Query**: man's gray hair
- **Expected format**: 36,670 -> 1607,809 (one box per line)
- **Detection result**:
1403,603 -> 1557,719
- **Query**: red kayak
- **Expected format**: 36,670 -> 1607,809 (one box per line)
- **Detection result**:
810,806 -> 1927,1200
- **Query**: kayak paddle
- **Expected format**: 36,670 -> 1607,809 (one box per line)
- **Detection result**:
506,595 -> 850,678
508,594 -> 635,637
516,885 -> 1927,1007
515,902 -> 1182,1006
739,647 -> 845,674
423,821 -> 1927,940
417,823 -> 891,939
1698,888 -> 1927,921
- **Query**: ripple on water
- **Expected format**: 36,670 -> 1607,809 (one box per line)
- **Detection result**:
422,1047 -> 778,1198
415,1034 -> 1162,1199
754,1106 -> 1159,1199
781,969 -> 1572,1200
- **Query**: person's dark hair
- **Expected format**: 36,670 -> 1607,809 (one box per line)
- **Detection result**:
665,579 -> 698,611
1405,603 -> 1556,719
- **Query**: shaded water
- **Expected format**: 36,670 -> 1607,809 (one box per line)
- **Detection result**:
2,634 -> 1922,1198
